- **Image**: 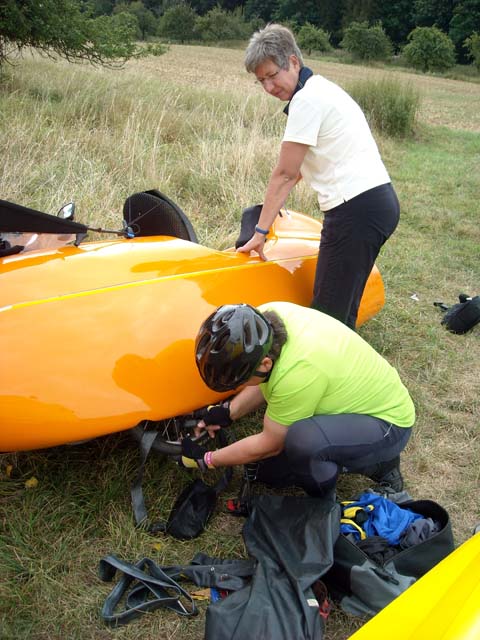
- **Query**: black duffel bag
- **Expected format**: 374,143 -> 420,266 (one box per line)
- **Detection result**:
323,495 -> 454,617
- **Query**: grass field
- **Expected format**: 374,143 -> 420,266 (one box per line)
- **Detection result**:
1,45 -> 479,640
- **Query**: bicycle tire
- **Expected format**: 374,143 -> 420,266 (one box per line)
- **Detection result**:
129,418 -> 209,457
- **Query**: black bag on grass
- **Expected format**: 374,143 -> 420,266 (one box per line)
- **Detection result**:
159,474 -> 231,540
435,294 -> 480,334
160,430 -> 233,540
131,428 -> 232,539
323,497 -> 454,617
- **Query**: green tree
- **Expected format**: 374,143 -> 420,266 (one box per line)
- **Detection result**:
412,0 -> 479,62
244,0 -> 278,22
297,23 -> 332,55
153,0 -> 184,17
159,3 -> 198,42
464,31 -> 480,69
374,0 -> 415,49
188,0 -> 246,14
413,0 -> 456,33
403,26 -> 456,72
195,7 -> 248,41
189,0 -> 217,15
91,0 -> 116,16
275,0 -> 321,25
114,1 -> 158,40
221,0 -> 246,10
449,0 -> 480,51
143,0 -> 165,15
342,0 -> 381,27
342,0 -> 414,50
314,0 -> 345,45
0,0 -> 157,68
341,21 -> 393,61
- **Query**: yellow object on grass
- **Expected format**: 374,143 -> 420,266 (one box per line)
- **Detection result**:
349,532 -> 480,640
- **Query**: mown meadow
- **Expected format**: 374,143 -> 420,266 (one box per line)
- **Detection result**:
1,45 -> 479,639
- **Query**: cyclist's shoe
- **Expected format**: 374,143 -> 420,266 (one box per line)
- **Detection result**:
369,456 -> 404,492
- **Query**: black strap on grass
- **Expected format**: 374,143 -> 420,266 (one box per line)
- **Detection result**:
130,426 -> 232,533
99,552 -> 257,626
99,555 -> 197,626
130,427 -> 159,527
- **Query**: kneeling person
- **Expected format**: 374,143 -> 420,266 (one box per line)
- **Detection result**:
186,301 -> 414,497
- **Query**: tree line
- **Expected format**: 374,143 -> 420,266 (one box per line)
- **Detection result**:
1,0 -> 479,71
92,0 -> 480,58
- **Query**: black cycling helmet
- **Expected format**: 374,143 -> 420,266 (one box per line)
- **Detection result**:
195,304 -> 273,392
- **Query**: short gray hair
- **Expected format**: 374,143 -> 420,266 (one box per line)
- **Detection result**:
244,24 -> 304,73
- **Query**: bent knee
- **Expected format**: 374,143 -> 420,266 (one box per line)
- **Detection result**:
285,419 -> 329,463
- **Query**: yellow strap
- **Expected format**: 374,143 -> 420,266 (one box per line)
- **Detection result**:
340,518 -> 367,540
342,504 -> 374,519
343,506 -> 363,519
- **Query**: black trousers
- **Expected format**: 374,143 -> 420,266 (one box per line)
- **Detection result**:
311,183 -> 400,329
256,413 -> 412,496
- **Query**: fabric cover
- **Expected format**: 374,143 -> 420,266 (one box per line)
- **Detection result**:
0,199 -> 88,234
205,494 -> 340,640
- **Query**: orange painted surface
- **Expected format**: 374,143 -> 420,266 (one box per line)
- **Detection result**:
0,210 -> 384,451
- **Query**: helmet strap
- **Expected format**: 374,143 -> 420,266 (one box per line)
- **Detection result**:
253,357 -> 274,383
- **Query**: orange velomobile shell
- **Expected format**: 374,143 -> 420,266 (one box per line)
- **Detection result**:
0,209 -> 384,451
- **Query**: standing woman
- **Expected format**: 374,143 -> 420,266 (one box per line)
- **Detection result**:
237,24 -> 400,329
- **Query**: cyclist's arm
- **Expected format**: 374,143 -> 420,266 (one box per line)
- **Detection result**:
210,414 -> 287,467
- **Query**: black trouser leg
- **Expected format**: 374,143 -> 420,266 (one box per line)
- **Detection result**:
312,183 -> 400,329
256,414 -> 411,497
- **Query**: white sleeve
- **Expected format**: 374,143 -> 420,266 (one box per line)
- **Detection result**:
282,95 -> 322,147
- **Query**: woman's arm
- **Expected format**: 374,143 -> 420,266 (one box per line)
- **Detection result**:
229,385 -> 266,420
195,385 -> 266,438
209,414 -> 287,467
236,141 -> 309,260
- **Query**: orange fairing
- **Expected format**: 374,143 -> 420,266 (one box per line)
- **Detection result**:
0,209 -> 384,451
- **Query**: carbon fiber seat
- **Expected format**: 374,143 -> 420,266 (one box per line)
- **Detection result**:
123,189 -> 198,242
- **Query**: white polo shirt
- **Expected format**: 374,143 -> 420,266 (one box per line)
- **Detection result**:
282,75 -> 390,211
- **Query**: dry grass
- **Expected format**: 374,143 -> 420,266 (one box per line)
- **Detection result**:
1,45 -> 479,640
134,45 -> 480,132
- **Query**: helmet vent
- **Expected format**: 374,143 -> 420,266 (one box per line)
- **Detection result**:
195,304 -> 273,391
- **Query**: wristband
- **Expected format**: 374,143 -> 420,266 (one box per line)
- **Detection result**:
204,451 -> 215,469
255,225 -> 269,236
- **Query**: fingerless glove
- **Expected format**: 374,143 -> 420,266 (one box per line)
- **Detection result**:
194,400 -> 232,427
